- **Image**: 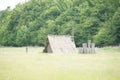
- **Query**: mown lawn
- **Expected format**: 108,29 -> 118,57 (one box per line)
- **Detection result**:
0,47 -> 120,80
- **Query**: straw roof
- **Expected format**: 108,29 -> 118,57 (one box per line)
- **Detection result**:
43,35 -> 77,53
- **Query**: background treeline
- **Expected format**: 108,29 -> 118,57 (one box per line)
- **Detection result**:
0,0 -> 120,47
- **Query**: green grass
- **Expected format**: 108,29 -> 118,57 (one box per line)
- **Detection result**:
0,47 -> 120,80
98,47 -> 120,54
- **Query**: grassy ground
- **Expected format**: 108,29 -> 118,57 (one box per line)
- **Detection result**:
0,47 -> 120,80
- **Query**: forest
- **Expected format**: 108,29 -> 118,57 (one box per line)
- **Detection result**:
0,0 -> 120,47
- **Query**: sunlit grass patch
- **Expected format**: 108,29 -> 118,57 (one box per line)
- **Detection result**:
0,47 -> 120,80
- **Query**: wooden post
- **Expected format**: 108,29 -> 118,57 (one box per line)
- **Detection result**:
79,47 -> 83,53
83,43 -> 87,53
87,40 -> 91,53
91,43 -> 95,53
79,40 -> 96,54
71,26 -> 75,42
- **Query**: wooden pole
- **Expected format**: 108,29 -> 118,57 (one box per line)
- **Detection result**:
79,47 -> 83,53
91,43 -> 95,53
72,26 -> 75,42
87,40 -> 91,53
83,43 -> 87,53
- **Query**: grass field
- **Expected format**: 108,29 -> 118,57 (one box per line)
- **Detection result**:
0,47 -> 120,80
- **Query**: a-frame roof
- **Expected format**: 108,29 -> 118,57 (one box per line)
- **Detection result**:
44,35 -> 77,53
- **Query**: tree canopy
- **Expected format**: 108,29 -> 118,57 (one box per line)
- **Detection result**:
0,0 -> 120,47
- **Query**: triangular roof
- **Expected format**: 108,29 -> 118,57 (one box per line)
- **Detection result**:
43,35 -> 77,53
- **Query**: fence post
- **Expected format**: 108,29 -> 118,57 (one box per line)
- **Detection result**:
79,47 -> 83,53
91,43 -> 95,53
83,43 -> 87,53
87,40 -> 91,53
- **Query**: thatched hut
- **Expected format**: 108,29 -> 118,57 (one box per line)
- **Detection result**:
43,35 -> 77,53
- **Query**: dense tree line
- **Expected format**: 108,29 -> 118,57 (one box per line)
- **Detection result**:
0,0 -> 120,47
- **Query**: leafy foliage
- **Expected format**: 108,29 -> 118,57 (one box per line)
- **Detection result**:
0,0 -> 120,47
